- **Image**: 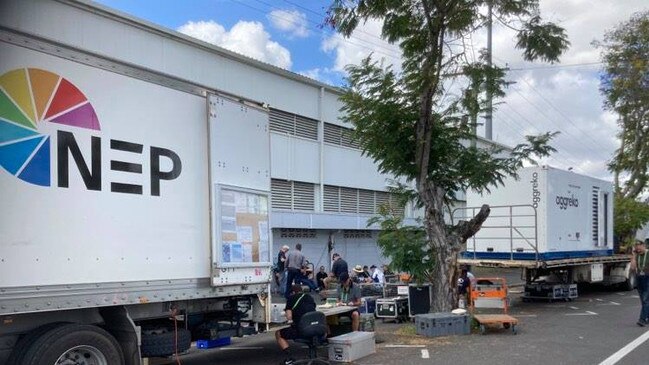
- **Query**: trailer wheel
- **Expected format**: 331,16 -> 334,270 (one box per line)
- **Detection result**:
140,327 -> 191,357
6,322 -> 70,365
20,324 -> 124,365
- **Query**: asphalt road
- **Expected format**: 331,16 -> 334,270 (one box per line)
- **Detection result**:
152,285 -> 649,365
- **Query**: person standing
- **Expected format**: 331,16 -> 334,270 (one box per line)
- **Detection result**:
323,253 -> 348,289
275,284 -> 316,365
631,240 -> 649,326
285,243 -> 306,299
370,265 -> 384,284
274,245 -> 289,291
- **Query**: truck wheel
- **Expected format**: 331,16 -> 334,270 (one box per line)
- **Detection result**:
6,322 -> 69,365
20,324 -> 124,365
141,327 -> 191,357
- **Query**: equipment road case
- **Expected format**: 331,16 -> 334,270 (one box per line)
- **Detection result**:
375,297 -> 408,322
328,331 -> 376,362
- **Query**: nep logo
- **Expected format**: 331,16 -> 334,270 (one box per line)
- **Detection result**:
0,68 -> 181,195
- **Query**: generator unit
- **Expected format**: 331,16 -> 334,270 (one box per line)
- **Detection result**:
463,166 -> 614,260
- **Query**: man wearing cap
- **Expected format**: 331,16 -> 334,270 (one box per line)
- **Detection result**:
336,272 -> 361,331
275,284 -> 316,365
631,240 -> 649,326
370,265 -> 384,284
323,253 -> 348,289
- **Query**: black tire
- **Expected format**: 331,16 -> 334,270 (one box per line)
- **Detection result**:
141,327 -> 191,357
20,324 -> 124,365
6,322 -> 70,365
503,323 -> 511,329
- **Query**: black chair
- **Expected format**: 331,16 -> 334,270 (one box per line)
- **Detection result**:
293,311 -> 329,365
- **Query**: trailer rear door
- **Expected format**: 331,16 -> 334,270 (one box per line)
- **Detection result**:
208,94 -> 272,286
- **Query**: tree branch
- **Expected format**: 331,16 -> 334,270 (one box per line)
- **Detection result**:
453,204 -> 491,242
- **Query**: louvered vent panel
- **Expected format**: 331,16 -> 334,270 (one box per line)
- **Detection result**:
592,186 -> 600,244
358,189 -> 375,214
269,109 -> 295,134
341,127 -> 361,149
340,187 -> 358,213
390,194 -> 405,217
323,185 -> 340,212
271,179 -> 292,210
375,192 -> 390,213
294,115 -> 318,140
324,123 -> 341,144
293,181 -> 315,211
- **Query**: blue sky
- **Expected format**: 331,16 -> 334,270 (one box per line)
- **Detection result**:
96,0 -> 347,84
94,1 -> 647,179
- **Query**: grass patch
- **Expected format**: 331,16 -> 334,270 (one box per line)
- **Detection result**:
394,324 -> 417,336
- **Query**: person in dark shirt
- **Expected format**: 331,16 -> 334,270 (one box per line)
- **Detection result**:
274,245 -> 289,289
324,253 -> 348,289
316,266 -> 328,290
275,284 -> 316,365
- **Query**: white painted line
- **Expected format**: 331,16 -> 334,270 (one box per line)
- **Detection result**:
565,311 -> 598,316
385,345 -> 426,348
421,349 -> 430,359
596,298 -> 604,302
610,302 -> 621,306
569,306 -> 579,310
616,293 -> 626,296
631,295 -> 640,298
598,329 -> 649,365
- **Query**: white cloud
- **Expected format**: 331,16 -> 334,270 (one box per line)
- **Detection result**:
268,9 -> 309,38
468,1 -> 646,180
321,19 -> 402,73
178,20 -> 292,69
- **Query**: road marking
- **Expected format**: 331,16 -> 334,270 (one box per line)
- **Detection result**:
597,301 -> 621,306
616,293 -> 626,296
565,311 -> 598,316
421,349 -> 430,359
631,295 -> 639,298
569,306 -> 579,310
596,298 -> 604,302
385,345 -> 426,348
598,329 -> 649,365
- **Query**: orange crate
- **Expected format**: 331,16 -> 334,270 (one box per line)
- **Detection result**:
470,277 -> 509,313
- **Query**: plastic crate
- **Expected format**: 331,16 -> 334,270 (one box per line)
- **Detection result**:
358,296 -> 378,315
415,313 -> 470,337
196,337 -> 231,349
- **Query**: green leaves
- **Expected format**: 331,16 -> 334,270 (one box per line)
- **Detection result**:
516,16 -> 570,63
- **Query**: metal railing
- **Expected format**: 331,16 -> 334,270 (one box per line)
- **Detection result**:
452,204 -> 539,262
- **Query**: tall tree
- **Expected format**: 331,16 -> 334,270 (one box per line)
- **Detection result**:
599,11 -> 649,199
597,11 -> 649,246
326,0 -> 568,311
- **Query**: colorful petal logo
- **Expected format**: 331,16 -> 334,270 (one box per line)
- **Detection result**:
0,68 -> 100,186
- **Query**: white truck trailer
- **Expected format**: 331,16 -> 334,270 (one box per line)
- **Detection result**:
457,166 -> 634,298
0,1 -> 292,364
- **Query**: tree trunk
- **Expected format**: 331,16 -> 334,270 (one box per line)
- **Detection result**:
419,181 -> 457,312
